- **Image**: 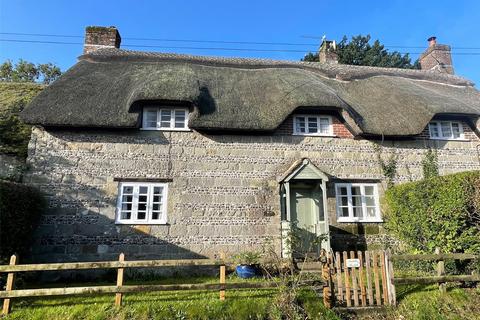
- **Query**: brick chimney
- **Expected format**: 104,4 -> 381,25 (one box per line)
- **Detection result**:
318,39 -> 338,64
83,26 -> 121,54
419,36 -> 454,74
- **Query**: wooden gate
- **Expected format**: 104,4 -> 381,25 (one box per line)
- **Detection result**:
330,250 -> 396,307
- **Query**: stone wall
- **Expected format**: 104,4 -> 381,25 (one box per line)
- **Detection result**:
24,123 -> 480,262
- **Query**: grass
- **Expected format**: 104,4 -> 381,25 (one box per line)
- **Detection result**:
4,275 -> 480,320
3,275 -> 334,320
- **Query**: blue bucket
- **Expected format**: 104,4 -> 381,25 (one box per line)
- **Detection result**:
236,265 -> 258,278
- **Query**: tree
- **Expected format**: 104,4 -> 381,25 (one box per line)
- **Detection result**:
302,34 -> 420,69
0,59 -> 61,84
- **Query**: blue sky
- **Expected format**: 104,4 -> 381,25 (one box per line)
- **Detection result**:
1,0 -> 479,85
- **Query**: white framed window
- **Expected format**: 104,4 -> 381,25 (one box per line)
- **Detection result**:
335,183 -> 381,223
116,182 -> 168,224
428,121 -> 465,140
293,115 -> 333,136
142,107 -> 189,131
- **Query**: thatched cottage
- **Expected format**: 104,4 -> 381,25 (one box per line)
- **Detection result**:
20,27 -> 480,262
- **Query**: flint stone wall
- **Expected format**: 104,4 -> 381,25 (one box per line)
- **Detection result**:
23,125 -> 480,262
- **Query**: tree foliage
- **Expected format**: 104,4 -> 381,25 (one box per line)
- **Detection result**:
0,82 -> 44,158
0,59 -> 61,84
385,171 -> 480,254
302,34 -> 420,69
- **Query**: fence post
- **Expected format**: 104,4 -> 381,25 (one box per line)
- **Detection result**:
385,249 -> 396,305
435,248 -> 446,293
219,252 -> 226,301
115,253 -> 125,306
2,254 -> 17,315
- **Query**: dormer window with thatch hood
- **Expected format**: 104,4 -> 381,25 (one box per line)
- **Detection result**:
142,106 -> 190,131
428,120 -> 465,140
293,115 -> 333,136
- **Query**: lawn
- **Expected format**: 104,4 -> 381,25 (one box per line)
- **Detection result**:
3,276 -> 480,320
2,275 -> 337,320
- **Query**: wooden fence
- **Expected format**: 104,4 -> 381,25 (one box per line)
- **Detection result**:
391,250 -> 480,293
331,250 -> 395,308
0,253 -> 280,316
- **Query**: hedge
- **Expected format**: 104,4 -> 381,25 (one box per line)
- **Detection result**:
0,180 -> 44,264
385,171 -> 480,254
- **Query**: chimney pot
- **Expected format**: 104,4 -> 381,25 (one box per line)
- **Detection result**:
427,36 -> 437,47
83,26 -> 121,54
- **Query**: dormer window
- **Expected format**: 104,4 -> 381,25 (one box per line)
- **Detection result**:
428,121 -> 464,140
142,107 -> 189,131
293,115 -> 333,136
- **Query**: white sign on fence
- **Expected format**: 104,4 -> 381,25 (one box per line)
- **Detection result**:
346,258 -> 360,268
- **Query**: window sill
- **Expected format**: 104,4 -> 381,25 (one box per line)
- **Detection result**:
115,221 -> 168,225
292,133 -> 336,137
336,219 -> 383,223
429,137 -> 469,141
140,128 -> 191,132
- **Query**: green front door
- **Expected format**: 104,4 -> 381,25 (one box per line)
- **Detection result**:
289,182 -> 327,257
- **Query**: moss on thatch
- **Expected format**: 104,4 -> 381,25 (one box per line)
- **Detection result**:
0,82 -> 44,157
20,49 -> 480,136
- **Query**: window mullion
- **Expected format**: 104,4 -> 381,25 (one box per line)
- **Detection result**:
347,185 -> 353,219
132,185 -> 139,223
361,185 -> 367,222
146,185 -> 153,224
170,110 -> 174,129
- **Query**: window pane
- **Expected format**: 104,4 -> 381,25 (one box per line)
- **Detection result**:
353,206 -> 363,218
122,203 -> 132,211
122,195 -> 132,202
139,186 -> 148,194
340,197 -> 348,206
152,212 -> 161,220
429,122 -> 439,138
137,211 -> 146,220
441,122 -> 452,138
174,110 -> 186,128
338,186 -> 348,196
364,186 -> 374,196
160,110 -> 171,128
452,123 -> 461,138
153,203 -> 160,211
121,212 -> 131,220
139,195 -> 147,202
153,187 -> 163,194
365,196 -> 376,207
341,207 -> 349,217
307,117 -> 318,133
138,203 -> 147,211
123,186 -> 133,194
366,207 -> 377,218
144,110 -> 157,128
352,196 -> 362,207
351,186 -> 361,196
295,117 -> 306,133
319,118 -> 330,134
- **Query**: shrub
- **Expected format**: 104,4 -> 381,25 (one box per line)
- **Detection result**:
0,180 -> 44,264
0,82 -> 44,158
385,171 -> 480,254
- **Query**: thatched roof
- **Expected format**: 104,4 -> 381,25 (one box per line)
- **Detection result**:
21,48 -> 480,136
